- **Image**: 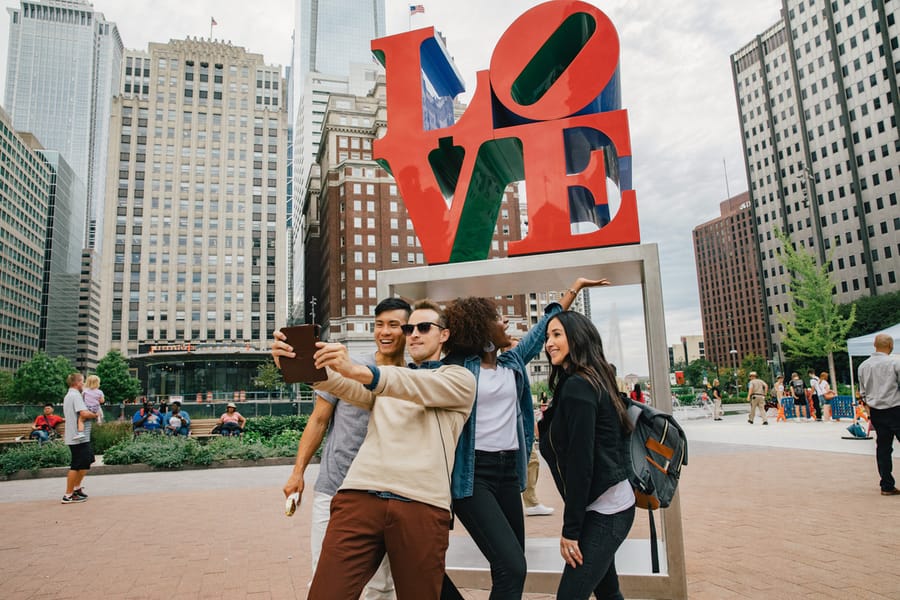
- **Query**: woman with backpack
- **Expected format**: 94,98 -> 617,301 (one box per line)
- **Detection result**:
790,372 -> 809,420
539,311 -> 635,600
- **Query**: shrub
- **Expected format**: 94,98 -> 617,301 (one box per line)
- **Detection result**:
244,414 -> 309,439
206,436 -> 275,461
0,441 -> 69,475
103,435 -> 201,469
91,421 -> 133,454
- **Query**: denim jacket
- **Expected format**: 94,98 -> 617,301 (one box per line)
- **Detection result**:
446,303 -> 563,499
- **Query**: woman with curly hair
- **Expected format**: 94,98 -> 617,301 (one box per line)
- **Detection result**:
440,278 -> 609,599
539,311 -> 634,600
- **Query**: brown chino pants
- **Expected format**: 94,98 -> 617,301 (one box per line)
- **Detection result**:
309,489 -> 451,600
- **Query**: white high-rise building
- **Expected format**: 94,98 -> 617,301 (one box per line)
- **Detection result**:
4,0 -> 122,252
290,0 -> 385,321
99,38 -> 288,399
731,0 -> 900,360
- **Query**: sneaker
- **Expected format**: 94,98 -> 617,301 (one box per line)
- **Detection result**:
61,495 -> 86,504
73,488 -> 88,499
525,504 -> 555,516
71,432 -> 86,441
762,421 -> 769,426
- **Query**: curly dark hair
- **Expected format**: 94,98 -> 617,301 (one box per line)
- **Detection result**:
443,297 -> 498,356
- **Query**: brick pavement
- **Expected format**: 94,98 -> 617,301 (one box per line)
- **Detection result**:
1,416 -> 898,599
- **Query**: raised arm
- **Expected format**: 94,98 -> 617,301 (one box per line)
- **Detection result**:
513,278 -> 611,364
283,395 -> 335,501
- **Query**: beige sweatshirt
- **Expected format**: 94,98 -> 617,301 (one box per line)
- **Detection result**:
314,364 -> 476,511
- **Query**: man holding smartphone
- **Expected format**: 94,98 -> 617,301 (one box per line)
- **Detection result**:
274,298 -> 411,599
274,299 -> 476,599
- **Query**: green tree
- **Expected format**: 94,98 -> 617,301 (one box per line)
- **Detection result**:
739,354 -> 772,390
9,352 -> 73,404
95,350 -> 142,405
254,359 -> 285,391
0,371 -> 13,404
838,289 -> 900,338
683,359 -> 716,388
776,231 -> 855,385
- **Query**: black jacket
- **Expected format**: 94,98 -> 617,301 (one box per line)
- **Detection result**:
539,373 -> 630,540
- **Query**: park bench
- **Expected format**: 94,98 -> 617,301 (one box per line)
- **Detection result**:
0,422 -> 64,446
189,418 -> 222,439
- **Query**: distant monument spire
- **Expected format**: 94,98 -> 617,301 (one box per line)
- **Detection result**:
607,303 -> 624,370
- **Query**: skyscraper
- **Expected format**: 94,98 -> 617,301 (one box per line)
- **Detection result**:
99,38 -> 288,399
4,0 -> 122,252
731,0 -> 899,361
294,0 -> 385,92
0,107 -> 51,371
291,0 -> 385,321
693,192 -> 769,370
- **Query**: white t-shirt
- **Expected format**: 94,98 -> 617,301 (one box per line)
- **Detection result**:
474,365 -> 518,452
587,479 -> 635,515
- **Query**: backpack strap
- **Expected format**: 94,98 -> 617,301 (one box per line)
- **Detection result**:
648,507 -> 660,573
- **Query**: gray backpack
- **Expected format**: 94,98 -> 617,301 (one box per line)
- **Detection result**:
626,399 -> 688,572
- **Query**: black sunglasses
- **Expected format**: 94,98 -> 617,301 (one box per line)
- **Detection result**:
401,322 -> 445,336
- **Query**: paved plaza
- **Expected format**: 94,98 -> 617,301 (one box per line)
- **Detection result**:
0,412 -> 898,599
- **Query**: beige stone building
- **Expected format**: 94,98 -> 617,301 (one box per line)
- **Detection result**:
98,38 -> 288,399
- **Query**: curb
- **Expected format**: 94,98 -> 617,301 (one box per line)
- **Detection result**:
0,456 -> 305,482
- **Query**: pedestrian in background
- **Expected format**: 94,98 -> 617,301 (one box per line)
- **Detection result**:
857,333 -> 900,496
746,371 -> 769,425
790,372 -> 809,420
808,368 -> 823,421
710,379 -> 723,420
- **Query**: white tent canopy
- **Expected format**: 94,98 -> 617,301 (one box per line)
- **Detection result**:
846,322 -> 900,395
846,322 -> 900,356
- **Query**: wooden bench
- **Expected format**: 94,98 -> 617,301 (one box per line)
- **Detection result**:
0,422 -> 64,446
189,418 -> 222,439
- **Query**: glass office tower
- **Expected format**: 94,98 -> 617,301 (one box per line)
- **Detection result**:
4,0 -> 122,252
290,0 -> 385,322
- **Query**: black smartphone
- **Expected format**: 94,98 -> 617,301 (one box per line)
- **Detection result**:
279,325 -> 327,383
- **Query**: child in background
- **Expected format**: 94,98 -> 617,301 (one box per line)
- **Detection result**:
73,375 -> 104,441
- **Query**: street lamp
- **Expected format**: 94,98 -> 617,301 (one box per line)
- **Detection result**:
729,348 -> 738,395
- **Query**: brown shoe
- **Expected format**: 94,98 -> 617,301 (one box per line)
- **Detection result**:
881,488 -> 900,496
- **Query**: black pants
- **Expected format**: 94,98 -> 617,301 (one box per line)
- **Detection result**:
442,450 -> 525,600
557,505 -> 635,600
869,406 -> 900,491
812,395 -> 823,420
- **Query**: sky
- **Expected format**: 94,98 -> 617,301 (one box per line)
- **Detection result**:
0,0 -> 783,375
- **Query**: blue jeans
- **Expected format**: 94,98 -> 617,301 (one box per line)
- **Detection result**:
557,505 -> 635,600
221,422 -> 242,435
442,450 -> 525,600
30,430 -> 50,443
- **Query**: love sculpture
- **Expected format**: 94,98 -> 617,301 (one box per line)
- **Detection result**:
372,0 -> 639,265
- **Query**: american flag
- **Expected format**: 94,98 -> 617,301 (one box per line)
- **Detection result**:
409,4 -> 425,15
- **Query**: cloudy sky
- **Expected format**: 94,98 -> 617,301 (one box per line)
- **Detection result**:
0,0 -> 782,374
